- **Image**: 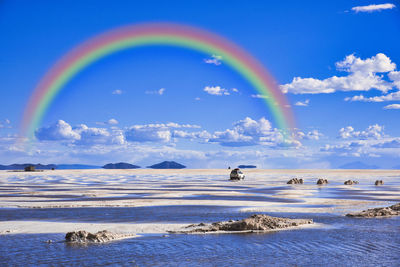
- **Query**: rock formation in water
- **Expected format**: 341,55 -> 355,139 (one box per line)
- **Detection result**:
147,161 -> 186,169
317,178 -> 328,185
170,214 -> 313,233
375,180 -> 384,186
346,203 -> 400,218
287,178 -> 303,184
102,162 -> 140,169
344,180 -> 359,185
65,230 -> 125,243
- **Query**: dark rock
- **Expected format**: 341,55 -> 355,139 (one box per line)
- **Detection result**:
344,180 -> 359,185
287,178 -> 303,184
147,161 -> 186,169
346,203 -> 400,218
375,180 -> 384,186
238,165 -> 257,169
102,162 -> 140,169
317,179 -> 328,185
171,214 -> 313,234
65,230 -> 123,243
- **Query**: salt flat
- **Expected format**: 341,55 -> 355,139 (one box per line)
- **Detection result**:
0,169 -> 399,235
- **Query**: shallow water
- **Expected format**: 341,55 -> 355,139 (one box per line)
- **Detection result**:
0,209 -> 399,266
1,170 -> 399,265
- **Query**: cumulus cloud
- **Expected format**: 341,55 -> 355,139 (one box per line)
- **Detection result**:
296,130 -> 323,140
345,70 -> 400,102
383,104 -> 400,109
204,55 -> 222,65
35,120 -> 125,145
145,88 -> 165,95
112,89 -> 123,95
294,99 -> 310,106
125,122 -> 201,143
125,127 -> 171,143
204,86 -> 230,96
208,117 -> 301,148
281,53 -> 396,94
35,120 -> 80,141
339,124 -> 384,140
352,3 -> 396,13
33,118 -> 310,150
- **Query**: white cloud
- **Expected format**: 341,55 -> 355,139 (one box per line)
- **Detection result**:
345,91 -> 400,102
195,97 -> 201,101
383,104 -> 400,109
204,55 -> 222,65
204,86 -> 230,96
112,89 -> 123,95
281,53 -> 396,94
388,71 -> 400,89
232,88 -> 239,93
336,53 -> 395,73
294,99 -> 310,106
339,124 -> 384,140
124,122 -> 201,143
35,120 -> 80,141
251,94 -> 269,99
107,118 -> 119,125
145,88 -> 165,95
345,70 -> 400,102
208,117 -> 301,148
35,120 -> 125,145
125,127 -> 171,143
296,130 -> 323,140
352,3 -> 396,13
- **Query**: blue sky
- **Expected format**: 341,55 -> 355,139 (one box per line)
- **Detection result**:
1,0 -> 400,168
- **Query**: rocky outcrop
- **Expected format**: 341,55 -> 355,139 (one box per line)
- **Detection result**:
344,180 -> 359,185
375,180 -> 384,186
317,179 -> 328,185
346,203 -> 400,218
65,230 -> 126,243
287,178 -> 303,184
171,214 -> 313,234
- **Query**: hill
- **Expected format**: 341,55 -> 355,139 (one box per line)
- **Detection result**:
102,162 -> 141,169
147,161 -> 186,169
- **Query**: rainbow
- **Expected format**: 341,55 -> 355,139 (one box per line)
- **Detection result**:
20,23 -> 295,139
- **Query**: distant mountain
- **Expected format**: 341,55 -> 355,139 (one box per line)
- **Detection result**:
57,164 -> 101,169
102,162 -> 141,169
238,165 -> 257,169
0,164 -> 57,170
338,161 -> 380,169
147,161 -> 186,169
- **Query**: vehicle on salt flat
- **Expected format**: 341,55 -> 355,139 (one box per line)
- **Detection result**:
230,168 -> 245,180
